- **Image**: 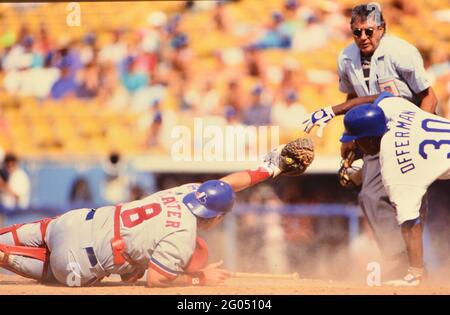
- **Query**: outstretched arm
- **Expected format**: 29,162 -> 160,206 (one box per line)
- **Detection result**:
220,147 -> 283,192
220,169 -> 268,193
331,94 -> 379,116
221,138 -> 315,192
302,94 -> 380,136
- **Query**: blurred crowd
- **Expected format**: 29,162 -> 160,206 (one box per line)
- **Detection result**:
0,0 -> 324,136
0,0 -> 447,155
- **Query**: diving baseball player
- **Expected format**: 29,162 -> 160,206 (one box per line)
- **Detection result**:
302,92 -> 450,286
0,138 -> 314,287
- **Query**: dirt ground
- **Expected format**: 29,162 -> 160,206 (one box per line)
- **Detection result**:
1,274 -> 450,295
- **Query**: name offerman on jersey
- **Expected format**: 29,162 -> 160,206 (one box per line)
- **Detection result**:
392,110 -> 416,174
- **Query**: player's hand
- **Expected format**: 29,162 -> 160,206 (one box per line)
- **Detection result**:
261,144 -> 285,178
201,260 -> 231,286
340,141 -> 356,160
121,268 -> 146,283
301,106 -> 335,137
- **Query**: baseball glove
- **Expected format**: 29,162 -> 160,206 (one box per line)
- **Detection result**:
279,137 -> 315,176
338,150 -> 363,190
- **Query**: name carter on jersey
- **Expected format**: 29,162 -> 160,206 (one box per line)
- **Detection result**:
393,110 -> 416,174
161,194 -> 183,228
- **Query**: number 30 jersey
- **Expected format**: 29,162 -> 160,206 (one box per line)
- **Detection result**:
377,97 -> 450,224
91,183 -> 201,277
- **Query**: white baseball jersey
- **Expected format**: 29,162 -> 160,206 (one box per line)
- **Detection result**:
377,97 -> 450,224
91,183 -> 201,278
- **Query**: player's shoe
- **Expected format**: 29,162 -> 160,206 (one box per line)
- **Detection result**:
383,267 -> 424,287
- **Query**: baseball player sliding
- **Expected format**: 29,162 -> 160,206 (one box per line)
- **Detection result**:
302,91 -> 450,286
0,138 -> 314,287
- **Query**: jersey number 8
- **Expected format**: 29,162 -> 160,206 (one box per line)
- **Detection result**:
121,203 -> 162,228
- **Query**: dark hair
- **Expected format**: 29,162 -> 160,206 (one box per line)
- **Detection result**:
69,177 -> 92,202
109,152 -> 120,164
4,153 -> 18,164
350,3 -> 386,29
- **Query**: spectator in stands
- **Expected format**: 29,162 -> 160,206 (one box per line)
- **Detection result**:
273,57 -> 303,102
55,41 -> 82,73
0,153 -> 30,211
137,99 -> 163,149
2,35 -> 47,97
198,79 -> 221,115
79,32 -> 98,66
98,29 -> 128,64
320,1 -> 349,41
212,0 -> 232,33
101,151 -> 130,204
21,35 -> 44,68
169,33 -> 193,82
165,13 -> 182,38
292,14 -> 330,52
252,11 -> 291,50
97,62 -> 130,110
76,61 -> 100,99
68,177 -> 93,209
280,0 -> 305,35
222,79 -> 245,120
243,46 -> 264,79
242,84 -> 272,126
283,0 -> 315,25
35,24 -> 54,56
120,55 -> 149,94
272,89 -> 307,130
1,35 -> 33,71
49,56 -> 77,100
139,12 -> 167,76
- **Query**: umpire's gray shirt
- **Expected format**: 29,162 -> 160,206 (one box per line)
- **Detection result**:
337,34 -> 430,105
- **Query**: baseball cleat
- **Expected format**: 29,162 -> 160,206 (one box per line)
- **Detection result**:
383,267 -> 424,287
383,273 -> 421,287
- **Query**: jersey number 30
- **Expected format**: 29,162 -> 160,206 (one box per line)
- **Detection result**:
419,119 -> 450,159
121,203 -> 162,228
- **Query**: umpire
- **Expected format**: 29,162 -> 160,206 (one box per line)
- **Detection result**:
337,3 -> 437,276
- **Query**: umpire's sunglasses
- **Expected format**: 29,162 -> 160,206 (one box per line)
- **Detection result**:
352,27 -> 375,38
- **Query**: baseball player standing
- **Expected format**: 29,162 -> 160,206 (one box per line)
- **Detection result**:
332,3 -> 438,276
0,139 -> 314,287
303,91 -> 450,286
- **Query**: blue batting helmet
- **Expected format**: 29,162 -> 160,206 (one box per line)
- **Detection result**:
183,180 -> 236,218
340,104 -> 388,143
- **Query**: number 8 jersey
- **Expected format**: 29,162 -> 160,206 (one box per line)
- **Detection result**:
377,97 -> 450,224
91,183 -> 201,278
